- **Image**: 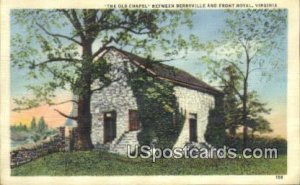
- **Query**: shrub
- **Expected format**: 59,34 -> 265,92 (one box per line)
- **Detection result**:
225,134 -> 287,155
129,67 -> 185,149
205,97 -> 226,147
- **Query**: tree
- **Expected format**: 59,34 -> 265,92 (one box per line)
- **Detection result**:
222,68 -> 273,137
23,124 -> 27,131
11,122 -> 27,131
222,65 -> 242,136
11,10 -> 193,150
38,116 -> 47,131
248,116 -> 272,138
30,117 -> 37,130
201,10 -> 286,145
246,92 -> 272,136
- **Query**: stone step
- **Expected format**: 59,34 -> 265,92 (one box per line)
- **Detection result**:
112,146 -> 135,150
107,130 -> 140,155
116,144 -> 134,148
118,140 -> 137,144
118,138 -> 135,141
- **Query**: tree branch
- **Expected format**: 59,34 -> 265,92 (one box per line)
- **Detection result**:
36,23 -> 82,45
96,9 -> 113,24
45,66 -> 76,86
60,10 -> 86,41
34,57 -> 82,67
49,99 -> 78,106
156,56 -> 186,63
92,37 -> 120,59
249,67 -> 263,74
119,25 -> 152,35
238,37 -> 251,83
223,59 -> 246,79
212,70 -> 243,100
91,85 -> 107,93
54,108 -> 78,120
71,10 -> 86,41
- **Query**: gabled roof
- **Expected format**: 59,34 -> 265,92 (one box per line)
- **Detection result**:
108,47 -> 223,96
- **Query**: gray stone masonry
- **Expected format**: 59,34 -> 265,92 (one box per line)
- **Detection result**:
90,51 -> 138,151
90,49 -> 216,155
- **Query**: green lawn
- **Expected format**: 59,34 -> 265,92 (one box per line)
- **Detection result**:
11,151 -> 287,176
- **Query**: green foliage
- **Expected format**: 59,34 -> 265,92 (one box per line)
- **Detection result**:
10,122 -> 27,131
225,134 -> 287,155
11,9 -> 193,110
201,9 -> 287,85
11,151 -> 287,176
201,9 -> 287,83
216,65 -> 242,136
201,9 -> 287,82
11,117 -> 56,150
220,66 -> 272,136
30,117 -> 37,130
246,92 -> 272,134
12,116 -> 49,133
38,116 -> 48,132
200,10 -> 287,141
205,97 -> 226,147
128,65 -> 185,148
11,9 -> 194,148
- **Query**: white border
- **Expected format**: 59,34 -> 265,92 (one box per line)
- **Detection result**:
1,0 -> 299,184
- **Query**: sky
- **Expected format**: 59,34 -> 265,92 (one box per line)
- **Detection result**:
10,10 -> 287,138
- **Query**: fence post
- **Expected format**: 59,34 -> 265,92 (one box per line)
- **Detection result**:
58,127 -> 65,140
69,128 -> 78,151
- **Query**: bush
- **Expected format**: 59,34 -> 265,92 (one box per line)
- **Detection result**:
225,134 -> 287,155
129,68 -> 185,149
205,97 -> 226,147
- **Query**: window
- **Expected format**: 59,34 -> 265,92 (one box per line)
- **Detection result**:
129,110 -> 140,131
189,113 -> 197,142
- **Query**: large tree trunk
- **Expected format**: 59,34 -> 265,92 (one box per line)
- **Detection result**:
75,40 -> 94,150
75,96 -> 94,150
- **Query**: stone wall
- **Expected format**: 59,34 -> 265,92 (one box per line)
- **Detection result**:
173,86 -> 215,148
90,51 -> 138,146
10,127 -> 65,168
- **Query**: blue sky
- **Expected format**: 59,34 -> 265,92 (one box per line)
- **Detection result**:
11,10 -> 287,133
165,10 -> 287,110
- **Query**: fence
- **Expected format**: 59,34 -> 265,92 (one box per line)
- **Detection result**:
10,127 -> 66,168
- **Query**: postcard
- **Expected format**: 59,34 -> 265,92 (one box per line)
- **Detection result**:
1,0 -> 299,184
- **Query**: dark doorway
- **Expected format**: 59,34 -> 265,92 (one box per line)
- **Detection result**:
129,110 -> 140,131
189,113 -> 197,142
103,111 -> 116,143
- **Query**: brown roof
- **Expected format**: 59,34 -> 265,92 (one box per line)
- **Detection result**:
110,47 -> 223,96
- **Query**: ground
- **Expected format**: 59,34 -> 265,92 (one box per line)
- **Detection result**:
11,151 -> 287,176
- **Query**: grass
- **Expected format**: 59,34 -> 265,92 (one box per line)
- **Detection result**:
11,151 -> 287,176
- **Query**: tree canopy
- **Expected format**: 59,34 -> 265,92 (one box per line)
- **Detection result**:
200,10 -> 286,143
11,9 -> 194,149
